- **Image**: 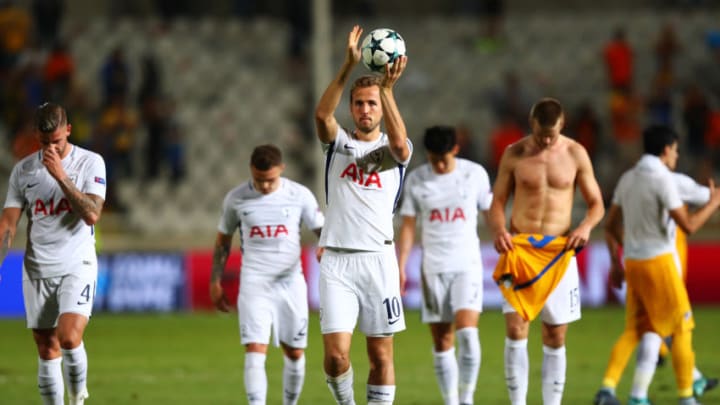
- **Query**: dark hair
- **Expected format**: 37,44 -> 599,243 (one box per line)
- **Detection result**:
35,102 -> 67,133
349,75 -> 382,103
642,125 -> 678,156
530,98 -> 563,127
250,144 -> 283,170
423,126 -> 457,154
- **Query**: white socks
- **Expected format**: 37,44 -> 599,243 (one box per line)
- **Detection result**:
456,327 -> 480,404
631,333 -> 662,399
283,355 -> 305,405
326,366 -> 356,405
38,357 -> 64,405
504,337 -> 528,405
244,352 -> 267,405
541,345 -> 566,405
367,384 -> 395,404
61,341 -> 89,404
433,347 -> 459,405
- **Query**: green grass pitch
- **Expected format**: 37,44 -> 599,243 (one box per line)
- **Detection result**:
0,307 -> 718,404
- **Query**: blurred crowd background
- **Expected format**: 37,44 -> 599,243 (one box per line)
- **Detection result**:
1,0 -> 719,250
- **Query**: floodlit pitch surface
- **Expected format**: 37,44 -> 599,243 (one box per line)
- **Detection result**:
0,307 -> 718,404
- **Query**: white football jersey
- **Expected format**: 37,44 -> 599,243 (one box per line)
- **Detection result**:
4,145 -> 107,279
218,178 -> 324,277
319,127 -> 412,251
400,159 -> 492,273
611,155 -> 683,260
673,172 -> 710,207
667,172 -> 711,245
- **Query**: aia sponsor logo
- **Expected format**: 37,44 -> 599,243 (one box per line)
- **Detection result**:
340,163 -> 382,188
429,207 -> 466,222
249,224 -> 289,238
34,198 -> 72,216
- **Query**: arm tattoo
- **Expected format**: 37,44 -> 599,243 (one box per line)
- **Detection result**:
211,242 -> 231,282
59,177 -> 103,220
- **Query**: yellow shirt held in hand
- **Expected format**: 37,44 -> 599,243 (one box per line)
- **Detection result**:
493,234 -> 576,321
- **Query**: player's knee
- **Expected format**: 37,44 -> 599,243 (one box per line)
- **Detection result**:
324,351 -> 350,374
284,348 -> 304,361
541,328 -> 566,348
432,332 -> 454,352
36,345 -> 61,360
506,324 -> 528,340
56,330 -> 83,350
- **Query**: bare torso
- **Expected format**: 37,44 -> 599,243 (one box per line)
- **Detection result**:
509,135 -> 579,236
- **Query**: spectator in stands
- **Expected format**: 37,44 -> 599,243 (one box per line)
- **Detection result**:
138,52 -> 161,105
654,22 -> 681,79
603,27 -> 633,92
568,102 -> 601,160
488,112 -> 524,176
32,0 -> 64,50
455,123 -> 483,164
94,97 -> 138,211
608,87 -> 643,168
286,0 -> 310,72
682,84 -> 710,159
473,0 -> 505,52
11,111 -> 39,160
43,39 -> 74,104
487,70 -> 533,131
646,78 -> 674,127
0,1 -> 31,73
100,46 -> 130,106
693,30 -> 720,101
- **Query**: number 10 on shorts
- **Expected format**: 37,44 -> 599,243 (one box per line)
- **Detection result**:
383,297 -> 402,325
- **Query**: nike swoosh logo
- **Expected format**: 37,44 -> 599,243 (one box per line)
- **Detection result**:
388,318 -> 400,325
343,144 -> 355,150
242,211 -> 252,216
27,183 -> 39,188
76,301 -> 88,305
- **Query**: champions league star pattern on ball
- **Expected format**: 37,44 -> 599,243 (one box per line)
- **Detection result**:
361,28 -> 407,72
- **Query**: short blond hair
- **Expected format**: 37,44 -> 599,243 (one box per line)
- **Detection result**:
349,74 -> 382,103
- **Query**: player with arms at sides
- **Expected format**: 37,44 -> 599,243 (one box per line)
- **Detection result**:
397,126 -> 492,405
594,170 -> 719,405
314,25 -> 411,405
0,102 -> 106,405
599,125 -> 720,405
488,97 -> 605,405
209,144 -> 324,405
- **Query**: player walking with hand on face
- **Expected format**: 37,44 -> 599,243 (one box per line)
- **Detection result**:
0,102 -> 107,405
488,98 -> 605,405
209,144 -> 324,405
397,126 -> 493,405
315,25 -> 411,405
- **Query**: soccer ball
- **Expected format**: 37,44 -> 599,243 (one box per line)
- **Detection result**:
360,28 -> 406,73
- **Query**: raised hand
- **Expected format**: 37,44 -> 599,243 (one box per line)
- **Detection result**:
346,25 -> 363,65
381,55 -> 407,89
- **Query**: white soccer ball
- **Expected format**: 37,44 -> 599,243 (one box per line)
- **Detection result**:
360,28 -> 406,73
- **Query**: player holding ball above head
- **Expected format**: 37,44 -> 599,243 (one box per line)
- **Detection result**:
314,25 -> 411,405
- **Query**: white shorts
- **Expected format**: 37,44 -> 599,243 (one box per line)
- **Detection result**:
237,270 -> 308,348
23,265 -> 98,329
421,270 -> 483,323
319,247 -> 406,336
502,256 -> 581,325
